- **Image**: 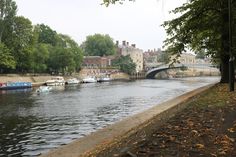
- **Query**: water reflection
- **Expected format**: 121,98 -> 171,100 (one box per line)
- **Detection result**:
0,77 -> 219,156
0,88 -> 32,95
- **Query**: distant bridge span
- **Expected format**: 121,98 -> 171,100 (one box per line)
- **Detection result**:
145,63 -> 215,79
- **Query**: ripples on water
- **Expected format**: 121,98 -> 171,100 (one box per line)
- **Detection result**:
0,77 -> 219,156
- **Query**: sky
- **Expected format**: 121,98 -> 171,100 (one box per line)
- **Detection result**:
15,0 -> 186,51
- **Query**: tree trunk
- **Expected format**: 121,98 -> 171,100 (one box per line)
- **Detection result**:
0,30 -> 2,43
220,55 -> 229,83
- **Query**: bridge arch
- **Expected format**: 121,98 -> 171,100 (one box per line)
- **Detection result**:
145,65 -> 185,79
145,63 -> 215,79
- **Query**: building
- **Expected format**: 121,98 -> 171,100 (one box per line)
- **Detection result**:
178,53 -> 196,64
116,40 -> 144,72
82,56 -> 113,68
143,49 -> 163,71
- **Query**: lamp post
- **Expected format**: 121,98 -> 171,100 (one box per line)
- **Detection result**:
228,0 -> 235,91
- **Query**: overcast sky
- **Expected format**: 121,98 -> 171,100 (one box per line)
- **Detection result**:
15,0 -> 186,51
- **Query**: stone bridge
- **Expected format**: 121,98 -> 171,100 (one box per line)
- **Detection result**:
145,63 -> 216,79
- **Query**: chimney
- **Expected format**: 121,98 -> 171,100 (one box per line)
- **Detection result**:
122,40 -> 126,46
116,40 -> 119,46
131,44 -> 136,48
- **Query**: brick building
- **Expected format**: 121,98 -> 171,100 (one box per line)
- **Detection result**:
82,56 -> 113,68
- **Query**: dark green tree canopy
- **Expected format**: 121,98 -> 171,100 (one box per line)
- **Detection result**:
112,55 -> 136,74
0,0 -> 84,74
162,0 -> 235,83
83,34 -> 116,57
0,43 -> 16,70
0,0 -> 17,43
34,24 -> 58,46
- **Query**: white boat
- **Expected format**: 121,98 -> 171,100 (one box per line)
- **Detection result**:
36,86 -> 52,94
82,77 -> 97,83
66,78 -> 80,85
97,77 -> 112,82
45,76 -> 65,86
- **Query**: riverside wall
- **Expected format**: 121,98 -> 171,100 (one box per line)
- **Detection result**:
0,71 -> 130,84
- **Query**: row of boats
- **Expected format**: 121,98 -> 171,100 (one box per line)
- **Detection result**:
0,76 -> 112,93
45,76 -> 111,86
37,76 -> 111,94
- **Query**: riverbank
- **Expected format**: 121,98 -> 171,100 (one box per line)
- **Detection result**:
0,72 -> 130,86
85,83 -> 236,157
40,81 -> 220,157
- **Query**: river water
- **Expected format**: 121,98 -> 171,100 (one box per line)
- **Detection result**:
0,77 -> 219,156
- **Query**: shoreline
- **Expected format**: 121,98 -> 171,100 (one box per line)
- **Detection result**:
0,72 -> 130,87
39,83 -> 216,157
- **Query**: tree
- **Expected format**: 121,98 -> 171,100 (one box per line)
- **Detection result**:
47,34 -> 83,74
196,51 -> 206,59
102,0 -> 134,6
4,16 -> 34,72
0,0 -> 17,43
34,24 -> 58,46
162,0 -> 235,83
112,55 -> 136,74
56,34 -> 83,72
0,43 -> 16,72
157,51 -> 170,63
32,43 -> 49,73
83,34 -> 116,56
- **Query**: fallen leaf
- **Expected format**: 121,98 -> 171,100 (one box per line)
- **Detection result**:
195,143 -> 205,149
169,136 -> 175,141
227,128 -> 235,133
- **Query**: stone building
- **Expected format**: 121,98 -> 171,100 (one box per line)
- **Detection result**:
143,49 -> 163,71
82,56 -> 113,68
116,41 -> 144,72
178,53 -> 196,64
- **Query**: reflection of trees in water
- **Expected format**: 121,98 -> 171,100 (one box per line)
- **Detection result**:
0,91 -> 35,116
0,116 -> 40,156
0,92 -> 39,156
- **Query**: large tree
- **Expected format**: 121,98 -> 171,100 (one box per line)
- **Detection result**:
83,34 -> 116,56
47,34 -> 83,74
0,0 -> 17,43
5,16 -> 34,72
162,0 -> 235,83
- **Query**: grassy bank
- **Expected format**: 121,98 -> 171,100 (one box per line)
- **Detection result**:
86,83 -> 236,157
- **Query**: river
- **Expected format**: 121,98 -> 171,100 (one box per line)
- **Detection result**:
0,77 -> 219,156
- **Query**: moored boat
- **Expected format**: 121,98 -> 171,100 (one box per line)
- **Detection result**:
82,77 -> 97,83
36,86 -> 52,94
97,74 -> 112,82
97,76 -> 112,82
45,76 -> 65,86
0,82 -> 32,90
66,78 -> 80,85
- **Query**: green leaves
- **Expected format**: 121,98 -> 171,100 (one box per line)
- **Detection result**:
46,34 -> 83,74
102,0 -> 134,6
0,43 -> 16,69
112,55 -> 136,74
163,0 -> 236,83
163,0 -> 226,57
0,0 -> 17,43
83,34 -> 116,57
